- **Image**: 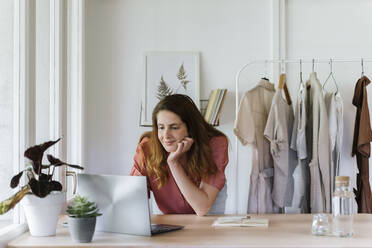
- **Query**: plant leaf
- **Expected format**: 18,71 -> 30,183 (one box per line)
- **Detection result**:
10,171 -> 24,188
66,164 -> 84,170
24,138 -> 61,173
38,173 -> 52,182
67,195 -> 102,218
177,64 -> 187,81
49,181 -> 62,191
47,155 -> 84,170
156,76 -> 173,100
0,185 -> 30,214
181,80 -> 190,90
46,155 -> 64,166
29,178 -> 50,198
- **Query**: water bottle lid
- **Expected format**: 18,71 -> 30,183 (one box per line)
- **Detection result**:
335,176 -> 349,186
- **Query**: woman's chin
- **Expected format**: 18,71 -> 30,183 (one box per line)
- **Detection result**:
163,145 -> 177,153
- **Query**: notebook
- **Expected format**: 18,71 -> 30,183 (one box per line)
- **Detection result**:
77,173 -> 183,236
212,215 -> 269,227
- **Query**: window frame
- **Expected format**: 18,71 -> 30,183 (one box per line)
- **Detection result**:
0,0 -> 84,244
0,0 -> 33,245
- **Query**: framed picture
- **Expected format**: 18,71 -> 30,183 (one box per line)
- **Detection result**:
141,51 -> 200,126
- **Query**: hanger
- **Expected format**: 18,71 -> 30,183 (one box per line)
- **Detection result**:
278,59 -> 292,105
299,59 -> 304,87
278,60 -> 285,89
261,60 -> 269,81
322,58 -> 339,94
361,58 -> 365,78
306,58 -> 315,88
312,58 -> 315,72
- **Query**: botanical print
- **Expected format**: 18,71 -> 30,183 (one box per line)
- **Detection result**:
157,64 -> 191,100
142,52 -> 199,125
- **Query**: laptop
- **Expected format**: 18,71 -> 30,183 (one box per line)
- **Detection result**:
76,173 -> 184,236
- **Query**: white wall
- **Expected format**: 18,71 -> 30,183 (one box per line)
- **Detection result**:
84,0 -> 372,214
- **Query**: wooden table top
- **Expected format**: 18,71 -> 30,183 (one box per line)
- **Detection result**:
8,214 -> 372,248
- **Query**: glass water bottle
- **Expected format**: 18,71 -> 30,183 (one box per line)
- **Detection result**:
332,176 -> 353,237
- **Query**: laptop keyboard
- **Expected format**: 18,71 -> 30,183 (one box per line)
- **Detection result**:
151,224 -> 184,234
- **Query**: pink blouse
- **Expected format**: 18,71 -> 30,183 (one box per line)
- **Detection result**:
130,135 -> 228,214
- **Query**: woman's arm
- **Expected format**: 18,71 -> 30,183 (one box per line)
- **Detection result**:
168,162 -> 219,216
167,138 -> 220,216
130,139 -> 151,197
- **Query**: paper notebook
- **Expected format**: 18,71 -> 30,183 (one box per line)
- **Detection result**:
212,216 -> 269,227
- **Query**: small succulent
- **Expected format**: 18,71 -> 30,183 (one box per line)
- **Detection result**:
0,138 -> 84,214
67,195 -> 102,218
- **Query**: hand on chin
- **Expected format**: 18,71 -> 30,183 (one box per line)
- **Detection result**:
166,137 -> 194,165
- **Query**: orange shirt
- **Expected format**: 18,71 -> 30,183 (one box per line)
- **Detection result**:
130,135 -> 228,214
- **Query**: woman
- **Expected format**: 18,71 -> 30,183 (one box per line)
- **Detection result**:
130,94 -> 228,216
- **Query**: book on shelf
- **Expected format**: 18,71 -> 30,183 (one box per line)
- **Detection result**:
210,89 -> 224,125
204,89 -> 228,125
213,89 -> 227,125
204,89 -> 219,123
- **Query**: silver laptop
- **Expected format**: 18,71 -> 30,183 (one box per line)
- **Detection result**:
77,173 -> 183,236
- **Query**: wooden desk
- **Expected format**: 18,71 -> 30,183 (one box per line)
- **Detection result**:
8,214 -> 372,247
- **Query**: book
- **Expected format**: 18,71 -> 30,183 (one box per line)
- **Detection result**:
210,89 -> 224,124
212,215 -> 269,227
213,89 -> 227,125
204,89 -> 219,123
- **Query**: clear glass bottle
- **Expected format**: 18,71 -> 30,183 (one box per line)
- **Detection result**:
332,176 -> 353,237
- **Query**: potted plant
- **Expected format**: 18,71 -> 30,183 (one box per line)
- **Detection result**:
0,138 -> 83,236
66,195 -> 102,243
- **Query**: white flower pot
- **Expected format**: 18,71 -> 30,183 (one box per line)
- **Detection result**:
21,192 -> 65,236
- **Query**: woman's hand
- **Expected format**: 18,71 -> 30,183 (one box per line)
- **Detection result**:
167,137 -> 194,165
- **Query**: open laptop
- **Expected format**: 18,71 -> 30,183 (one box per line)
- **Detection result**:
76,173 -> 184,236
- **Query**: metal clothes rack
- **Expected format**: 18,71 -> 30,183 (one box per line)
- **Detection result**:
233,58 -> 372,212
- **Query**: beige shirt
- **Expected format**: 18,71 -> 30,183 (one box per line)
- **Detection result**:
264,88 -> 297,209
290,83 -> 310,213
324,91 -> 343,196
307,72 -> 331,213
234,79 -> 276,213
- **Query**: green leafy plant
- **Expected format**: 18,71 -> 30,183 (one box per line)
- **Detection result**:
0,138 -> 83,214
67,195 -> 102,218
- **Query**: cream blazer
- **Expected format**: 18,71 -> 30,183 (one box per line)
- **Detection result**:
307,72 -> 331,213
234,79 -> 276,213
264,88 -> 297,209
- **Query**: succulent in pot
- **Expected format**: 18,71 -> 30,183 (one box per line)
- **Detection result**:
67,195 -> 102,243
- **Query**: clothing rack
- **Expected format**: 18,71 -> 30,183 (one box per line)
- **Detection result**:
233,58 -> 372,212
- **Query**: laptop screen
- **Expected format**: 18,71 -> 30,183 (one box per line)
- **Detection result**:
77,174 -> 152,236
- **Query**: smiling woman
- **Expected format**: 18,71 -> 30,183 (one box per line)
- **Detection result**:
130,94 -> 229,216
157,110 -> 190,153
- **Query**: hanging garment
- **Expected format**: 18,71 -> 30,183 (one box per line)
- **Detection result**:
264,88 -> 297,210
289,82 -> 310,213
234,79 -> 276,214
324,91 -> 343,197
307,72 -> 331,213
351,76 -> 372,213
